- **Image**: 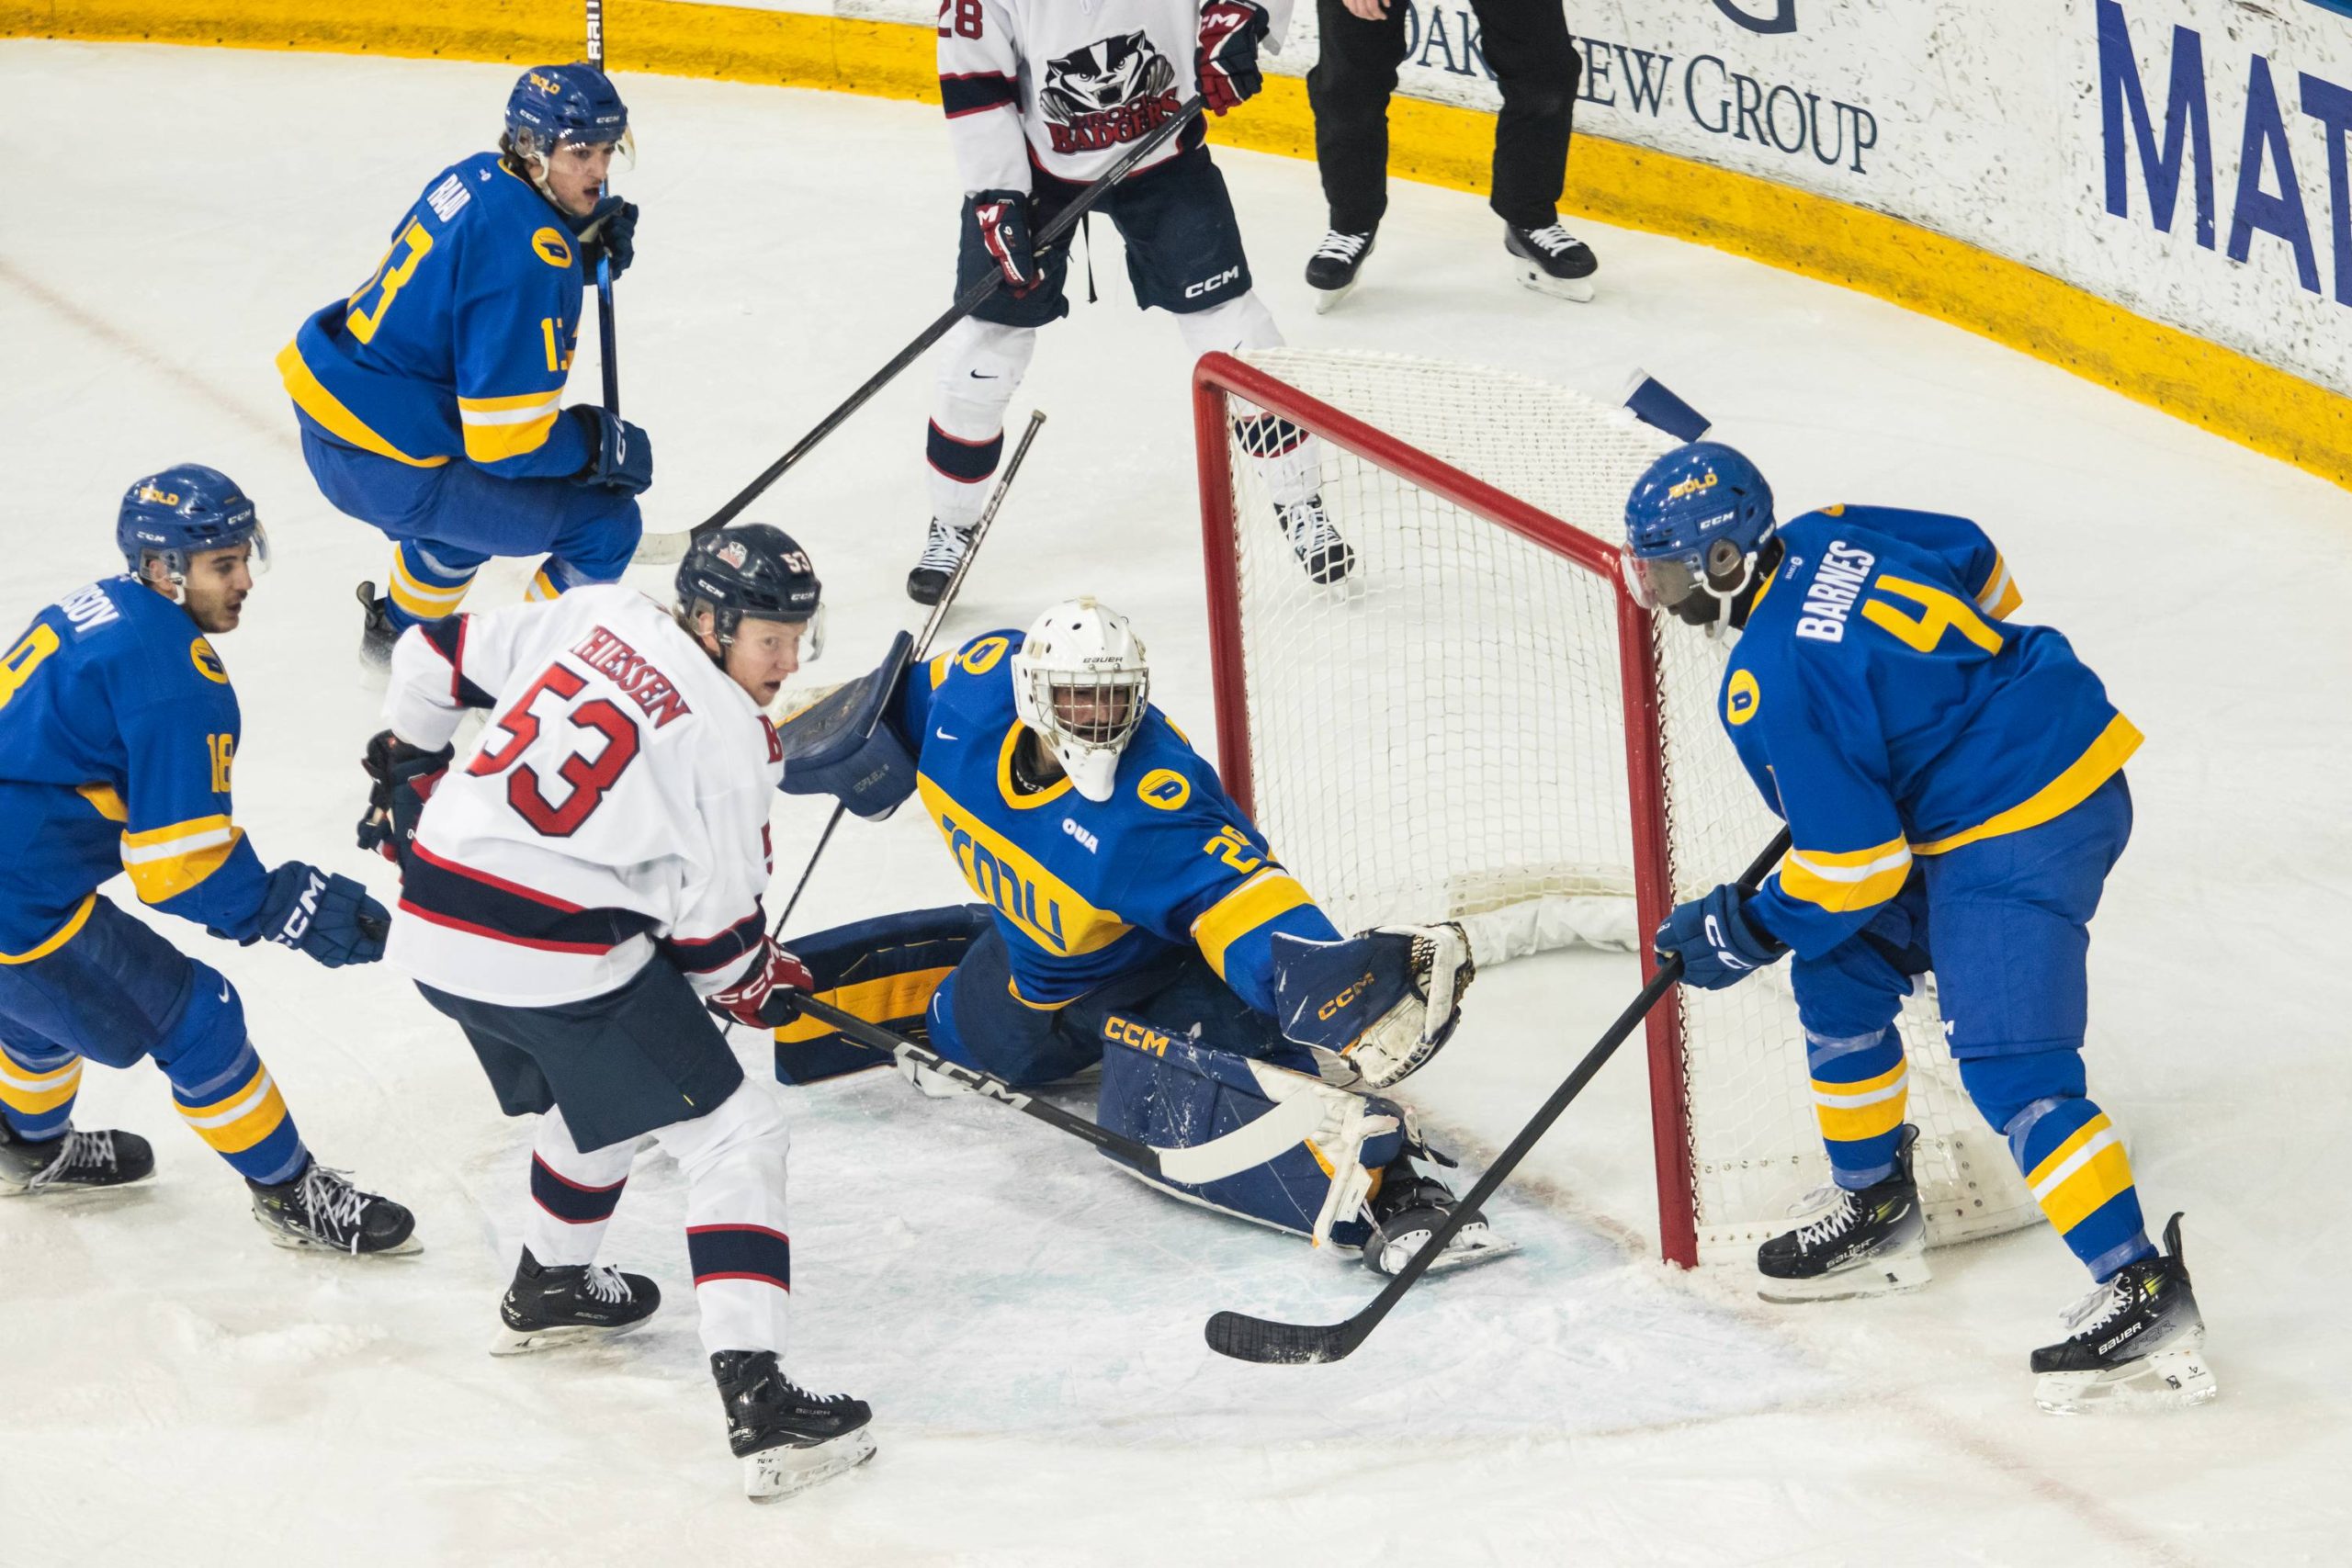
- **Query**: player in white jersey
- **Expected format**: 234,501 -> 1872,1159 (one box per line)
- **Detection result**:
912,0 -> 1346,603
356,525 -> 873,1501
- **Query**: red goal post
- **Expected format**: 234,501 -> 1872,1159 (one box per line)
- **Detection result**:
1193,347 -> 2041,1269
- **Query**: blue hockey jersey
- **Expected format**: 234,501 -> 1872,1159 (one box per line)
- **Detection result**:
277,152 -> 590,478
0,577 -> 272,956
889,631 -> 1341,1010
1728,506 -> 2140,958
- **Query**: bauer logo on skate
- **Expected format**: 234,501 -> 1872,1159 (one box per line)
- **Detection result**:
530,228 -> 572,268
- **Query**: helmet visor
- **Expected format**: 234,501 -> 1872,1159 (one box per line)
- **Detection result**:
1621,547 -> 1704,611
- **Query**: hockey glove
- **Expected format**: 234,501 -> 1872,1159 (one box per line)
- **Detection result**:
1655,882 -> 1787,991
356,729 -> 454,863
1270,924 -> 1474,1089
568,405 -> 654,495
708,939 -> 817,1031
1198,1 -> 1271,115
967,190 -> 1040,294
574,195 -> 639,280
257,862 -> 390,968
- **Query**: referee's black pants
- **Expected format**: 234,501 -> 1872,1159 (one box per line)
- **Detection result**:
1306,0 -> 1580,234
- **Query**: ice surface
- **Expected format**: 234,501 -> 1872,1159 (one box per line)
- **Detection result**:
4,39 -> 2348,1566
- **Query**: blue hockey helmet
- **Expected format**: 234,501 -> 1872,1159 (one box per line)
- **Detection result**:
504,63 -> 633,175
676,524 -> 824,656
1622,440 -> 1774,626
116,465 -> 268,581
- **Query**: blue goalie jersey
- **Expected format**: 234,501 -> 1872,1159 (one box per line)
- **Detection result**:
888,632 -> 1342,1010
1726,505 -> 2141,958
277,152 -> 591,479
0,578 -> 271,956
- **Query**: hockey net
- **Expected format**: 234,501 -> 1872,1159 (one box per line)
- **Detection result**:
1195,348 -> 2038,1266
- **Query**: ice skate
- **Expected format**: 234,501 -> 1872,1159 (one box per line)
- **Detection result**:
492,1247 -> 661,1355
1756,1124 -> 1929,1302
1504,222 -> 1598,302
0,1121 -> 154,1196
356,581 -> 397,682
711,1349 -> 876,1500
1363,1169 -> 1517,1277
248,1159 -> 418,1256
1305,227 -> 1376,313
2031,1213 -> 2215,1415
906,517 -> 974,606
1275,497 -> 1355,586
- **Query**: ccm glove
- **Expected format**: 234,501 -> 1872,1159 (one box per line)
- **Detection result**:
707,939 -> 817,1031
356,729 -> 453,863
569,405 -> 654,494
1197,1 -> 1271,115
574,195 -> 639,279
1654,882 -> 1787,992
257,862 -> 390,968
967,190 -> 1039,293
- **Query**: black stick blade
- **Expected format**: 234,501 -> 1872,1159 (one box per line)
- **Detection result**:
1204,1310 -> 1361,1365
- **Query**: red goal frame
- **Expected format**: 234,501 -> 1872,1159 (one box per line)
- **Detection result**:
1192,351 -> 1704,1268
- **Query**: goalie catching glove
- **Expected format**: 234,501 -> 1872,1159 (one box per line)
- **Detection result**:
1268,923 -> 1474,1089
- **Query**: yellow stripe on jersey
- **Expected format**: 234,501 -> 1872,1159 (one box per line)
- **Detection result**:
1910,714 -> 2143,856
2027,1112 -> 2137,1235
1812,1058 -> 1910,1143
928,651 -> 955,689
526,569 -> 562,604
1973,552 -> 2024,620
176,1065 -> 290,1155
275,340 -> 448,469
458,389 -> 563,464
772,965 -> 958,1043
0,895 -> 97,965
76,784 -> 128,823
0,1050 -> 84,1115
119,815 -> 243,904
387,552 -> 471,619
915,773 -> 1132,958
1192,871 -> 1316,981
1775,836 -> 1913,913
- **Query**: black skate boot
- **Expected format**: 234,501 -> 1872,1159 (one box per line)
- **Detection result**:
0,1121 -> 155,1196
492,1247 -> 662,1355
1274,497 -> 1355,586
2030,1213 -> 2215,1414
356,581 -> 397,679
1304,226 -> 1377,313
1363,1167 -> 1517,1278
248,1159 -> 418,1256
906,518 -> 974,606
1504,221 -> 1599,302
711,1349 -> 877,1500
1756,1124 -> 1929,1302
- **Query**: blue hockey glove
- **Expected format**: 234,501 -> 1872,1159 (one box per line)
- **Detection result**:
775,631 -> 920,820
967,190 -> 1039,293
568,405 -> 654,494
575,195 -> 638,279
258,862 -> 389,968
1655,883 -> 1786,991
1198,1 -> 1271,115
357,728 -> 453,863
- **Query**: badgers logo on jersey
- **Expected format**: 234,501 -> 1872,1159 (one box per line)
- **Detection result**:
1039,31 -> 1181,154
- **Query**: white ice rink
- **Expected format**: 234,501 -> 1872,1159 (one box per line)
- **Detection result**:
5,39 -> 2350,1566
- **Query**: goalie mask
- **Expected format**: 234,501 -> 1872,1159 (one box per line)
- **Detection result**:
1012,597 -> 1149,804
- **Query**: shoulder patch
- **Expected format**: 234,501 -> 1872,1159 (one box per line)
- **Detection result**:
531,227 -> 575,268
1136,768 -> 1192,811
957,636 -> 1011,677
1725,668 -> 1760,727
189,637 -> 229,684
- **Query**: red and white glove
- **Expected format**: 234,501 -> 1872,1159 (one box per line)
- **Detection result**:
707,938 -> 817,1031
1197,1 -> 1270,116
968,189 -> 1039,293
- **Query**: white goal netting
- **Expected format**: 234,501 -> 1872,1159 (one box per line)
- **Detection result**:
1204,347 -> 2037,1263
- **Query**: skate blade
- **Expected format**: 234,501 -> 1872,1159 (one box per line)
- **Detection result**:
1509,257 -> 1597,303
490,1317 -> 650,1357
255,1216 -> 424,1258
1757,1246 -> 1932,1303
1373,1225 -> 1520,1279
0,1169 -> 158,1199
744,1427 -> 878,1501
2036,1344 -> 2217,1416
1310,277 -> 1360,314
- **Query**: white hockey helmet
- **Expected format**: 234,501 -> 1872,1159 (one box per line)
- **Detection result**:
1012,597 -> 1149,803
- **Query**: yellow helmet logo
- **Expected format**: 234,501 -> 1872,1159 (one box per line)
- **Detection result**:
1668,470 -> 1719,502
136,485 -> 182,506
1725,669 -> 1760,726
531,227 -> 574,268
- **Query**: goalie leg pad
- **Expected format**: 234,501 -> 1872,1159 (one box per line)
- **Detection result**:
1095,1022 -> 1406,1250
771,905 -> 993,1085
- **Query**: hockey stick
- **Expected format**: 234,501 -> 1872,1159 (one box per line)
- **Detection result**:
770,409 -> 1047,936
586,0 -> 620,418
628,97 -> 1204,565
792,995 -> 1329,1187
1204,827 -> 1793,1366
